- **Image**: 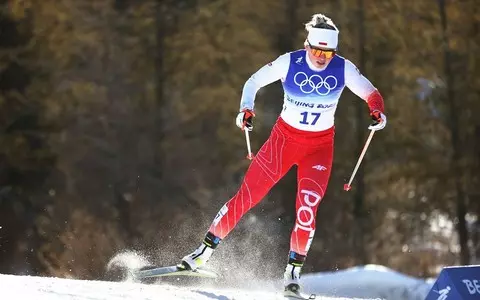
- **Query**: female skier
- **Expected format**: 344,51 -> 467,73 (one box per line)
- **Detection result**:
180,13 -> 386,297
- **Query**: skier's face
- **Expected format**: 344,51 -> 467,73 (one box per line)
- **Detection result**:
305,40 -> 336,68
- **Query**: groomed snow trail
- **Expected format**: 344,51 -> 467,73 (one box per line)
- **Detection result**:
0,273 -> 372,300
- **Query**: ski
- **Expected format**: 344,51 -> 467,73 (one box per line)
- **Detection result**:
284,290 -> 316,300
132,264 -> 219,280
284,284 -> 316,299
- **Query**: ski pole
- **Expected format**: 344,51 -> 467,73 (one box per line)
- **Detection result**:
344,129 -> 375,191
244,128 -> 254,160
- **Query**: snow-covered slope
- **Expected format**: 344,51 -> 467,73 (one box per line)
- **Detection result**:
302,264 -> 432,300
0,273 -> 371,300
0,252 -> 433,300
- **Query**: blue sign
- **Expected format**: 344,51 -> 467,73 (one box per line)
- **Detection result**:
425,265 -> 480,300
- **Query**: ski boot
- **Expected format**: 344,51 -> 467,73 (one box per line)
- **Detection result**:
180,231 -> 221,270
284,251 -> 315,299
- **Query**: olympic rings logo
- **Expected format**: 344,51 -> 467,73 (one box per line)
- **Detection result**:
293,72 -> 338,95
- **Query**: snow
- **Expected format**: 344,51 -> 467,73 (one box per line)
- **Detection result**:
0,267 -> 433,300
0,273 -> 372,300
0,252 -> 433,300
302,264 -> 433,300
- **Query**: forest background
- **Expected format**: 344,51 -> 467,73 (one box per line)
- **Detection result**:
0,0 -> 479,284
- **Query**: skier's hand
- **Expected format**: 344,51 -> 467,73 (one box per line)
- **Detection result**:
236,109 -> 255,131
368,110 -> 387,131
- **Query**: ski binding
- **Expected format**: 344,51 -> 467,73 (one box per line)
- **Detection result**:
284,284 -> 316,299
132,263 -> 218,280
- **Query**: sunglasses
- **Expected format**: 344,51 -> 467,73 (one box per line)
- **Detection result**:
307,40 -> 336,59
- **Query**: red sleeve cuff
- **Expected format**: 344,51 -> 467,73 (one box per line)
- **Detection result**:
366,90 -> 385,113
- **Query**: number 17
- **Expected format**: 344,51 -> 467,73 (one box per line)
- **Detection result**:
300,112 -> 321,125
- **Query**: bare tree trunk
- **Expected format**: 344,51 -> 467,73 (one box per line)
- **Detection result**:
437,0 -> 470,265
155,0 -> 166,199
156,0 -> 165,110
281,0 -> 297,52
352,0 -> 368,265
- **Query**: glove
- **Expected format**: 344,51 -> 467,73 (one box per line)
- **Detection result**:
368,110 -> 387,131
235,109 -> 255,131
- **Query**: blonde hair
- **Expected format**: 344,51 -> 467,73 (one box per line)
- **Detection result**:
305,13 -> 338,32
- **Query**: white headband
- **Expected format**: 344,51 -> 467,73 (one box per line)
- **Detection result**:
307,28 -> 339,50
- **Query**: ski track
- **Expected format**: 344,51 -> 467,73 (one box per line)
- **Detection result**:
0,274 -> 377,300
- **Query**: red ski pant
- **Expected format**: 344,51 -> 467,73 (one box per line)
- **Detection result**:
209,117 -> 334,256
